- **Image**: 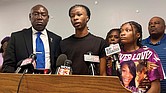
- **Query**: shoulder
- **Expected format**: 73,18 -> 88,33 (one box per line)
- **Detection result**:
11,28 -> 31,36
162,34 -> 166,41
137,47 -> 159,60
142,37 -> 150,44
89,33 -> 108,48
141,46 -> 158,54
88,33 -> 107,45
61,35 -> 74,43
142,46 -> 153,50
89,33 -> 105,40
164,34 -> 166,37
46,30 -> 62,40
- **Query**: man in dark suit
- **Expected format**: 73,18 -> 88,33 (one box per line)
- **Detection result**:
2,4 -> 61,74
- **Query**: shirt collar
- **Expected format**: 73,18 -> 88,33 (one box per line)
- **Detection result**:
146,36 -> 161,45
162,34 -> 166,41
32,27 -> 47,35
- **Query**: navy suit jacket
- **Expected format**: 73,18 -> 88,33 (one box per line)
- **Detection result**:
2,27 -> 62,73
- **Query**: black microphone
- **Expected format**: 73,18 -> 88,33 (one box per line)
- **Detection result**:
84,52 -> 99,76
55,54 -> 73,75
15,54 -> 36,74
64,59 -> 72,67
105,43 -> 121,76
112,53 -> 121,76
55,54 -> 68,74
56,54 -> 67,67
62,59 -> 72,75
56,54 -> 73,75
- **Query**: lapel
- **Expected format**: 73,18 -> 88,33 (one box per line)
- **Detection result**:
46,30 -> 54,65
47,30 -> 54,53
23,28 -> 33,55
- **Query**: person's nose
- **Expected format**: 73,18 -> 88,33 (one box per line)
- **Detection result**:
37,14 -> 43,19
150,23 -> 155,28
120,32 -> 125,37
110,37 -> 115,41
73,15 -> 79,21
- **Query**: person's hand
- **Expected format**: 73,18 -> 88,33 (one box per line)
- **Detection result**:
107,60 -> 112,68
147,61 -> 158,71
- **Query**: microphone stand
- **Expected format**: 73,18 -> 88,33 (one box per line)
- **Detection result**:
17,54 -> 36,93
90,63 -> 95,76
112,54 -> 121,76
88,52 -> 95,76
17,68 -> 29,93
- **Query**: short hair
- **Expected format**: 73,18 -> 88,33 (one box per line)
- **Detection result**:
69,4 -> 91,20
150,16 -> 165,25
30,4 -> 48,14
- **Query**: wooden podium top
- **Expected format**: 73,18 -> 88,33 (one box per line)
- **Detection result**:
0,73 -> 131,93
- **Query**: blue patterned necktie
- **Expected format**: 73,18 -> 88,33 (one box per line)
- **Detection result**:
36,32 -> 45,69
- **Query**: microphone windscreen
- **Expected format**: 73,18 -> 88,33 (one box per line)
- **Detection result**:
56,54 -> 67,67
29,54 -> 36,60
16,58 -> 36,73
21,58 -> 36,68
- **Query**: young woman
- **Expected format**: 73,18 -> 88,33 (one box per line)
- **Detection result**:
120,60 -> 136,88
119,21 -> 164,93
105,28 -> 120,45
105,28 -> 120,75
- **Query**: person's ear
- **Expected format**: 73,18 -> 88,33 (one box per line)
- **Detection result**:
86,16 -> 89,22
29,13 -> 31,20
136,32 -> 141,39
48,15 -> 49,19
47,15 -> 49,21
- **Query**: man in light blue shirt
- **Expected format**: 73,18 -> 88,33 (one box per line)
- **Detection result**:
142,16 -> 166,93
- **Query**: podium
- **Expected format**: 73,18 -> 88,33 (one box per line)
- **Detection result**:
0,73 -> 131,93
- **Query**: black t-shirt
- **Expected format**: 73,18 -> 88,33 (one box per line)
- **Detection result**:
60,33 -> 108,75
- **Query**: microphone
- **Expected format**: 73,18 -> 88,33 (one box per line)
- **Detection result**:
105,43 -> 121,76
15,54 -> 36,73
64,59 -> 72,67
57,59 -> 72,75
56,54 -> 67,67
56,54 -> 72,75
84,52 -> 99,76
84,52 -> 99,63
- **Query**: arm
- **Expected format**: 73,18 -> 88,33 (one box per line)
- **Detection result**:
106,57 -> 113,76
146,48 -> 163,93
147,79 -> 160,93
100,57 -> 107,76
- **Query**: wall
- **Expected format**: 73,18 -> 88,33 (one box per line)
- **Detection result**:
0,0 -> 165,42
